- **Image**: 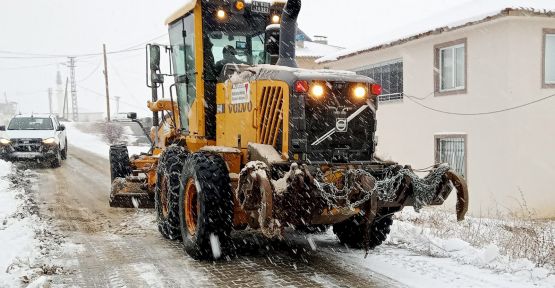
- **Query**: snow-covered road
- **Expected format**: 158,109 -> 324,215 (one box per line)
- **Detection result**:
34,146 -> 399,287
2,122 -> 553,287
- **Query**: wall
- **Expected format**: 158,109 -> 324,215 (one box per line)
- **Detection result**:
323,16 -> 555,218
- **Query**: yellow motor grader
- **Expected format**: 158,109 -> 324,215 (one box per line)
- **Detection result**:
109,0 -> 468,260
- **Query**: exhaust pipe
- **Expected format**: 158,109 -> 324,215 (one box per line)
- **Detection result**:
276,0 -> 301,68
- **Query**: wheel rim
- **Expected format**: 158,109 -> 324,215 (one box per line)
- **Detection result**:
184,178 -> 199,236
160,176 -> 169,218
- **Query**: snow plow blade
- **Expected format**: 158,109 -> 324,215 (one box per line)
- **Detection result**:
109,177 -> 154,208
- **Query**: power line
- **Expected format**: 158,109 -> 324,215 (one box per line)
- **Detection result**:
0,62 -> 62,71
77,84 -> 144,109
76,60 -> 102,82
0,33 -> 167,60
404,93 -> 555,116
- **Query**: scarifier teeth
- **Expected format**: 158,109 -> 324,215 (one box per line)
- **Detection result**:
109,194 -> 154,208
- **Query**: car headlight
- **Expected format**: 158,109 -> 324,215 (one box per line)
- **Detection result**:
42,138 -> 58,145
0,138 -> 10,145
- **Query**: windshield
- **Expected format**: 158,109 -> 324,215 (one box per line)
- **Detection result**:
8,117 -> 53,130
208,31 -> 266,66
202,3 -> 273,79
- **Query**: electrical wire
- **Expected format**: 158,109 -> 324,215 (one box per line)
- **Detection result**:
0,32 -> 167,60
404,93 -> 555,116
76,61 -> 102,82
0,62 -> 62,71
77,84 -> 144,109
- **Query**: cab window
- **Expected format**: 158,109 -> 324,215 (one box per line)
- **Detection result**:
169,14 -> 196,132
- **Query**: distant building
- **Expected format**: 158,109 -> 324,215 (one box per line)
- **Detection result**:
295,33 -> 344,69
319,6 -> 555,218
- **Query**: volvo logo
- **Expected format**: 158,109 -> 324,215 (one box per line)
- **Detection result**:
336,118 -> 348,132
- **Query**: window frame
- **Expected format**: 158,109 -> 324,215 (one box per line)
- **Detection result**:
434,38 -> 467,96
542,28 -> 555,88
355,58 -> 404,103
434,133 -> 468,180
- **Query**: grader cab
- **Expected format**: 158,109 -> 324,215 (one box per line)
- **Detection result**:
109,0 -> 469,260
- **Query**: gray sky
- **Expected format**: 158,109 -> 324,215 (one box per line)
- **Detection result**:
0,0 -> 471,116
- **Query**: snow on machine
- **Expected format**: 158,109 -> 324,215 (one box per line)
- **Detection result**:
108,0 -> 469,260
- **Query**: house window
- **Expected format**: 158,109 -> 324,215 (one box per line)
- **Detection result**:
434,39 -> 467,95
357,59 -> 403,103
544,29 -> 555,87
435,134 -> 467,179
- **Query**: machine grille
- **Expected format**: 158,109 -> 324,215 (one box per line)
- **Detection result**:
257,86 -> 284,146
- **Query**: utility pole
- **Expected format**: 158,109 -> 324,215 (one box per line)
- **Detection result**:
68,57 -> 79,121
63,77 -> 69,119
48,88 -> 53,114
103,44 -> 111,121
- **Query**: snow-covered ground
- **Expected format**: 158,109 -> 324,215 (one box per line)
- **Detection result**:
0,161 -> 36,287
0,161 -> 78,287
309,209 -> 555,288
64,122 -> 150,159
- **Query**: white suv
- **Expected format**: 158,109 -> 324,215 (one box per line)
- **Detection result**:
0,114 -> 68,167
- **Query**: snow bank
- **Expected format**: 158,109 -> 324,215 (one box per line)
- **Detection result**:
64,122 -> 149,159
383,209 -> 555,287
0,161 -> 39,287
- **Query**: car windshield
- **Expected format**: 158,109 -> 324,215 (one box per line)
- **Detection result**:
8,117 -> 53,130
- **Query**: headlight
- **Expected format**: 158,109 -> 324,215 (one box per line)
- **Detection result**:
42,138 -> 57,145
0,138 -> 10,145
310,83 -> 325,99
216,9 -> 227,20
353,86 -> 368,100
271,15 -> 280,23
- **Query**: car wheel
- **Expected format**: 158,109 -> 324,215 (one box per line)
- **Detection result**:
61,138 -> 68,160
50,147 -> 62,168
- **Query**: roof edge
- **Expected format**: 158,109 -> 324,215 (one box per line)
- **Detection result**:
318,7 -> 555,64
165,0 -> 197,25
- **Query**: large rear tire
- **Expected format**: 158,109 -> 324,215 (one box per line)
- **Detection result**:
109,145 -> 132,181
179,152 -> 233,260
155,145 -> 188,240
333,214 -> 393,249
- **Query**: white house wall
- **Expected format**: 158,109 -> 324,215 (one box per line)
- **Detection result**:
323,16 -> 555,218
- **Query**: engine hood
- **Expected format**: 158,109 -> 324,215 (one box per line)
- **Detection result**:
1,130 -> 56,140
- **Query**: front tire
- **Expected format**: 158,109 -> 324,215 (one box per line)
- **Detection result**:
50,147 -> 62,168
155,145 -> 188,240
109,145 -> 132,181
333,214 -> 394,249
179,152 -> 233,260
60,138 -> 68,160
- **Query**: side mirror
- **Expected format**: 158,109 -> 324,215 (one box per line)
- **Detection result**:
149,45 -> 161,71
0,125 -> 5,131
127,112 -> 137,120
149,45 -> 164,84
58,124 -> 66,131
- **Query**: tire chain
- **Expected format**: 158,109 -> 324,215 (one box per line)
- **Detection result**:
314,164 -> 451,211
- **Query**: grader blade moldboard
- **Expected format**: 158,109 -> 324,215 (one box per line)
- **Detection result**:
110,178 -> 155,208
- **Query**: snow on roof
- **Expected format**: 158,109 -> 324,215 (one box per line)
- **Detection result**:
296,41 -> 344,58
317,0 -> 555,63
